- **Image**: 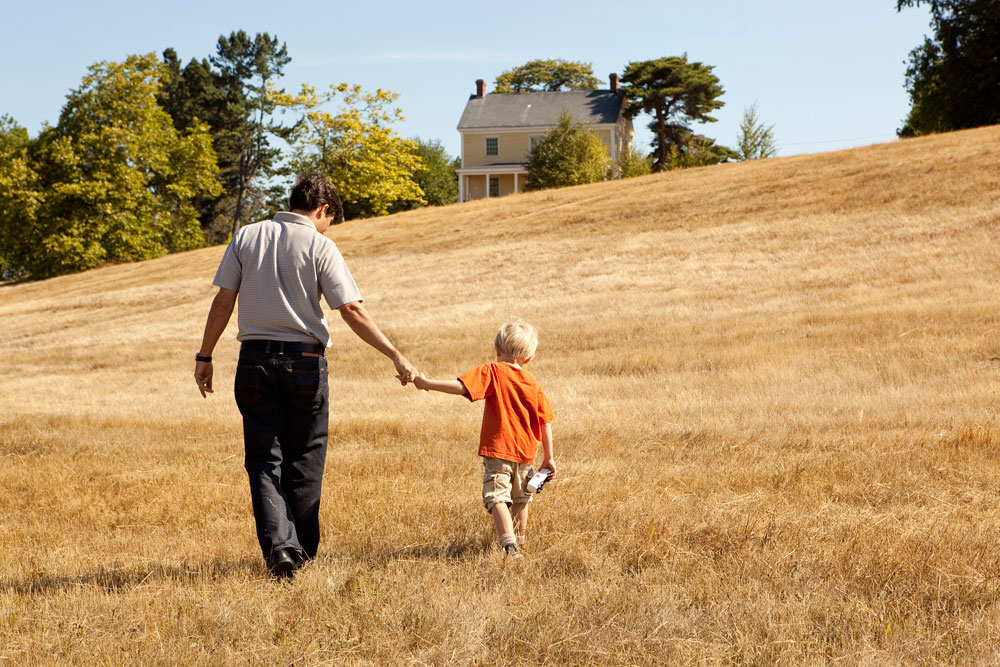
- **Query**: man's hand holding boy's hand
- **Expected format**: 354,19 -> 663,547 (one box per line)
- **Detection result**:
392,353 -> 418,386
412,373 -> 429,391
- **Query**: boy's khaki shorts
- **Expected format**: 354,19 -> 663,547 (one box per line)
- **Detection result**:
482,456 -> 534,511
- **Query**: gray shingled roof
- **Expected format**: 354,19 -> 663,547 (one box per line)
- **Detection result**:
458,90 -> 624,129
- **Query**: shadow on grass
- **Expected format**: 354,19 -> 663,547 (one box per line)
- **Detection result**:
352,533 -> 496,566
4,556 -> 262,596
8,537 -> 503,595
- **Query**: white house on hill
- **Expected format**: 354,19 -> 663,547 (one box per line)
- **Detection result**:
455,75 -> 634,202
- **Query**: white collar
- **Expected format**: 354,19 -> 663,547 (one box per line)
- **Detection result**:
273,211 -> 314,227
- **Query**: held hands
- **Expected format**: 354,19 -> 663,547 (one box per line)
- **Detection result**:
393,353 -> 419,386
402,371 -> 432,391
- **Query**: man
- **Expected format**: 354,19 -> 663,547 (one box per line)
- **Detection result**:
194,172 -> 417,578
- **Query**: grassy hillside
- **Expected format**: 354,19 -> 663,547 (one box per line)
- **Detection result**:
2,126 -> 1000,664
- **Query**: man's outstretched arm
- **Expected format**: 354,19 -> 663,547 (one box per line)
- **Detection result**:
195,287 -> 238,398
337,300 -> 417,385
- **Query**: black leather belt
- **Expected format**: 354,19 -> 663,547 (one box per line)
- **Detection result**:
241,340 -> 325,355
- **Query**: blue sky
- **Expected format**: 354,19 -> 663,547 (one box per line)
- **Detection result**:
1,1 -> 933,159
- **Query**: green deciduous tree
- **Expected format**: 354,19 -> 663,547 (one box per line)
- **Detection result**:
0,116 -> 40,279
276,83 -> 424,219
0,54 -> 220,279
211,31 -> 291,238
525,109 -> 610,191
616,140 -> 653,178
494,59 -> 602,93
896,0 -> 1000,136
736,102 -> 778,160
392,138 -> 460,211
621,55 -> 729,172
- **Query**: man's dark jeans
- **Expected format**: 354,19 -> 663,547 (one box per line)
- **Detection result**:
234,343 -> 328,564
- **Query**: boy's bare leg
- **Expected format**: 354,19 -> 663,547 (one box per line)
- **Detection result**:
511,502 -> 529,543
491,502 -> 516,540
491,503 -> 522,559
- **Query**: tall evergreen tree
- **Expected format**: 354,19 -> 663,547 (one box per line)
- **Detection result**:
896,0 -> 1000,136
621,56 -> 728,172
159,48 -> 220,132
736,102 -> 778,160
210,31 -> 291,238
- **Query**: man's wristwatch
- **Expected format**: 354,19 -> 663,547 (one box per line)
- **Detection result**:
195,354 -> 212,363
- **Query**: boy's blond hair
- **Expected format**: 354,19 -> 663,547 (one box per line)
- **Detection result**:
495,319 -> 538,362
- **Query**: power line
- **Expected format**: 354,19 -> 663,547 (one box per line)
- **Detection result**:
779,134 -> 897,147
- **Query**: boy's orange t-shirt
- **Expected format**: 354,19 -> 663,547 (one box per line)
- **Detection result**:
458,361 -> 554,464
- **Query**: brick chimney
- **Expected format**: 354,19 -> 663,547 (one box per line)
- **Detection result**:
476,79 -> 485,97
609,73 -> 619,93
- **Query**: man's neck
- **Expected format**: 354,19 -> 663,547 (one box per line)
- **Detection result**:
290,208 -> 326,233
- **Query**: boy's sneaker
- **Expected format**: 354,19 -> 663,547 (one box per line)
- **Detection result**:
503,543 -> 523,560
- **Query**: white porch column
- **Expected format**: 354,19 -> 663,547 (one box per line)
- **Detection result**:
514,172 -> 519,194
484,175 -> 490,199
458,175 -> 464,203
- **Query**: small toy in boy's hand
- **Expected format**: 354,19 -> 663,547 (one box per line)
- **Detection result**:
526,469 -> 552,494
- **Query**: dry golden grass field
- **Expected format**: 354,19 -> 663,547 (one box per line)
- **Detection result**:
3,126 -> 1000,665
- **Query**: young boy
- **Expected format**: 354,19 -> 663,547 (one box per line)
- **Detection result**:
413,319 -> 555,559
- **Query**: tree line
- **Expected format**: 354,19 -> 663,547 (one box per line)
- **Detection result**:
0,43 -> 778,281
3,2 -> 993,281
0,31 -> 459,280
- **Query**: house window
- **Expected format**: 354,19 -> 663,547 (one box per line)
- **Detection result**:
489,177 -> 500,197
485,136 -> 499,156
529,135 -> 544,152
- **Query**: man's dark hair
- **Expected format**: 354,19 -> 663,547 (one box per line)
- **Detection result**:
289,172 -> 344,222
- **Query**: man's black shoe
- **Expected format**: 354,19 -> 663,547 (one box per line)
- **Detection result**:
268,548 -> 296,579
